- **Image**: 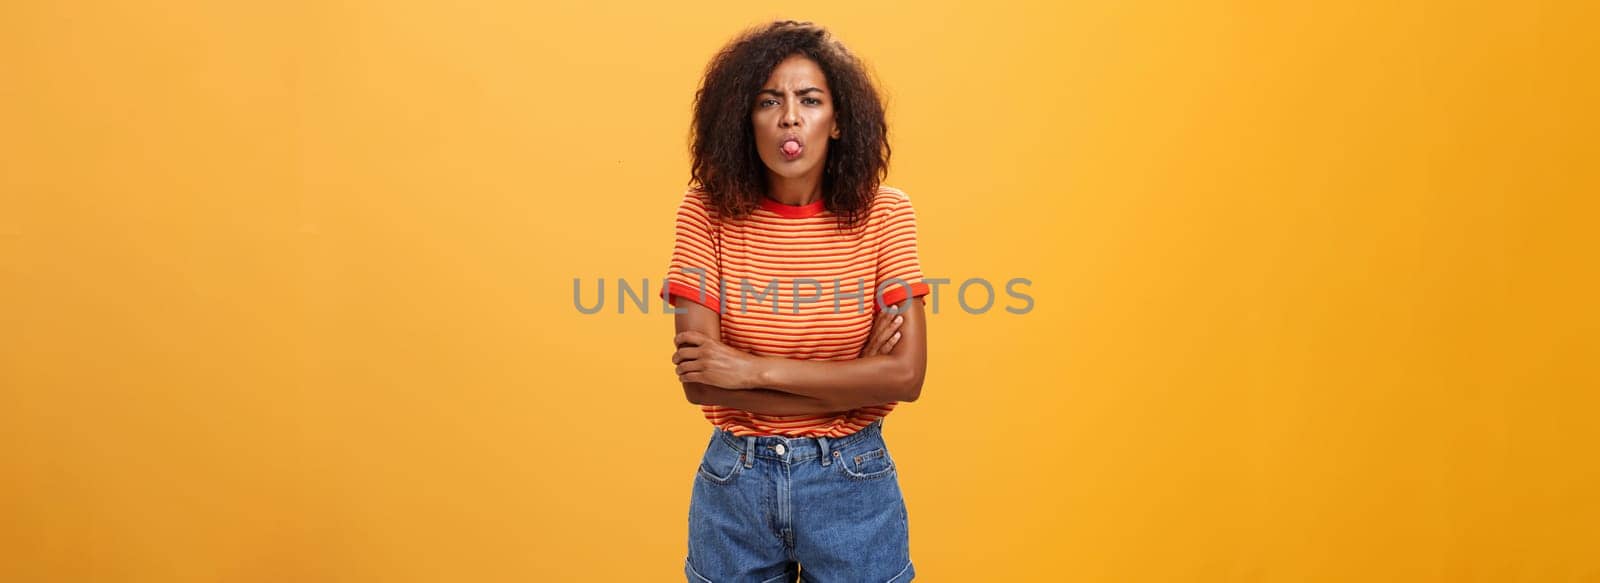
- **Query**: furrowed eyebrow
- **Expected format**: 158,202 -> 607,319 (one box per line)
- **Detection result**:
757,87 -> 827,98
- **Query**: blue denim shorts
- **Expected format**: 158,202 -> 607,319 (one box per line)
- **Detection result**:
685,418 -> 914,582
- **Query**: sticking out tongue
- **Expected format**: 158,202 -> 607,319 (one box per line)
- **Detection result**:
781,140 -> 802,156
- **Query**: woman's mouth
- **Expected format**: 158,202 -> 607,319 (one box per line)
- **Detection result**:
779,138 -> 803,160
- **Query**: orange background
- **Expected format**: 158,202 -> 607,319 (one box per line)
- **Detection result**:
3,1 -> 1597,581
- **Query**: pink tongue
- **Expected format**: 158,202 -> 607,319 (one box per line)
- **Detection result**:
782,140 -> 802,155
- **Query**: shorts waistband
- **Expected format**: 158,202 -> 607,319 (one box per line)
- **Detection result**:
714,418 -> 885,467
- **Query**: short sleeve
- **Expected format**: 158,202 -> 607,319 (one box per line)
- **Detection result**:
660,189 -> 723,313
875,189 -> 932,308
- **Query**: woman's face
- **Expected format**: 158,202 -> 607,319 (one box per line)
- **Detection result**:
751,54 -> 841,183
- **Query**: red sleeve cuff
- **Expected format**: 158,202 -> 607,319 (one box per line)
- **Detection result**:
662,280 -> 721,313
878,281 -> 931,309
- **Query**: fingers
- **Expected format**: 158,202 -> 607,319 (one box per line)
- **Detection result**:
862,310 -> 905,357
861,310 -> 890,356
876,309 -> 897,339
875,325 -> 902,355
674,330 -> 710,348
675,359 -> 705,376
672,331 -> 715,383
862,312 -> 886,355
672,346 -> 703,364
875,313 -> 904,353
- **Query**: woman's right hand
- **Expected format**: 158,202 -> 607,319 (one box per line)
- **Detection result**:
859,308 -> 905,358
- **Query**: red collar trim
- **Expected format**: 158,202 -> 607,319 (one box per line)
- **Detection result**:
759,196 -> 826,218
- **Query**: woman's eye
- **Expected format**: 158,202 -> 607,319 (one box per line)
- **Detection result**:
803,98 -> 822,105
760,99 -> 778,107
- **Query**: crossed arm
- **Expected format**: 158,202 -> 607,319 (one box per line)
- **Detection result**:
671,296 -> 927,416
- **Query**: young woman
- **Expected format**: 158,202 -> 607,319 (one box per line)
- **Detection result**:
661,20 -> 930,583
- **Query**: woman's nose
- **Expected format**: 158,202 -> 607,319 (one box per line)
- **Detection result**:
781,105 -> 801,127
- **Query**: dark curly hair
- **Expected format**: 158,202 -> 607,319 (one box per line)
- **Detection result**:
689,20 -> 890,232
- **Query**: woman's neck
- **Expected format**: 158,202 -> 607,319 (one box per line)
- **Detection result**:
765,173 -> 823,206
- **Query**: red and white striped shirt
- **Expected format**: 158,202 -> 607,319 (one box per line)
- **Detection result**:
661,185 -> 931,438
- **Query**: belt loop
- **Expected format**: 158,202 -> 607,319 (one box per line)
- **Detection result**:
818,434 -> 831,466
742,436 -> 755,468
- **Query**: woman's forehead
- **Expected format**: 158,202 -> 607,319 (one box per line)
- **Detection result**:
763,55 -> 828,90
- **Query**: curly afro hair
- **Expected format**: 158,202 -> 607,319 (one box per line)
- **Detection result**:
689,20 -> 890,232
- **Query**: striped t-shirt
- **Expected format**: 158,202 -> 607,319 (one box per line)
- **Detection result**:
661,185 -> 931,438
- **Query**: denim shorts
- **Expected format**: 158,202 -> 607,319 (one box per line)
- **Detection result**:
685,418 -> 914,582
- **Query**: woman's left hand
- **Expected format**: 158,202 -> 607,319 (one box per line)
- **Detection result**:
673,330 -> 763,389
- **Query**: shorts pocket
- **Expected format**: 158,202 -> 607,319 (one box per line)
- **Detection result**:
697,434 -> 744,485
833,444 -> 897,481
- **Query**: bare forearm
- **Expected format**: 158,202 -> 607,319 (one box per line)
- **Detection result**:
684,382 -> 846,416
748,297 -> 927,408
673,297 -> 927,413
752,355 -> 919,410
